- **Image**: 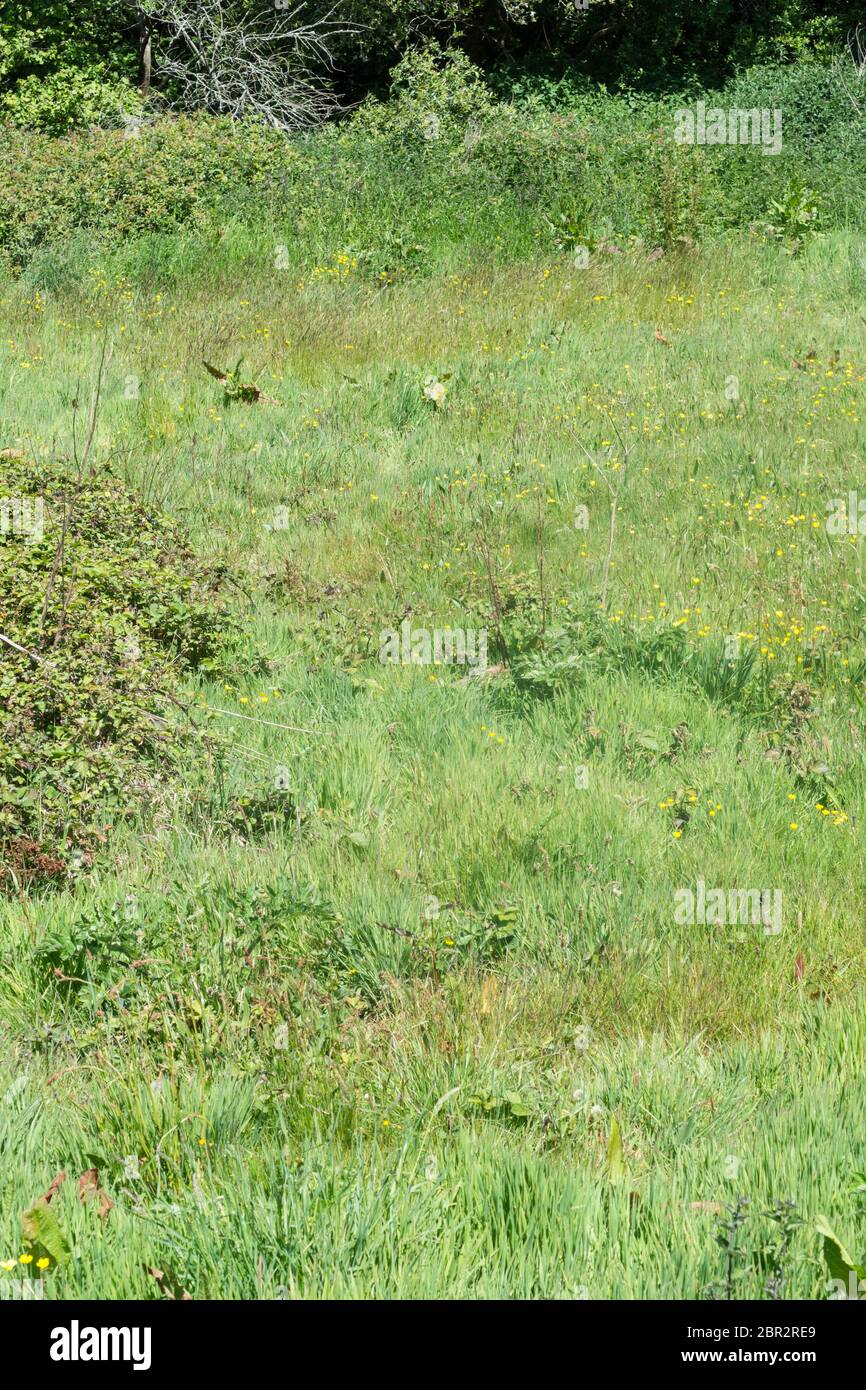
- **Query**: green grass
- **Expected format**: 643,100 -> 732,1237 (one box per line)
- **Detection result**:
2,227 -> 866,1298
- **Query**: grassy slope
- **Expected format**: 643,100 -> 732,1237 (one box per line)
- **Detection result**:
1,231 -> 865,1297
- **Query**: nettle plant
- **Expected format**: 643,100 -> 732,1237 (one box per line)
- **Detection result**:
703,1197 -> 805,1300
763,179 -> 824,253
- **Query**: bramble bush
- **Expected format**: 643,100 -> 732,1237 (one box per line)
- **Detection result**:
0,452 -> 242,888
0,115 -> 299,270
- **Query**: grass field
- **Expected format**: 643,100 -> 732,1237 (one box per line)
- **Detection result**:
2,226 -> 866,1298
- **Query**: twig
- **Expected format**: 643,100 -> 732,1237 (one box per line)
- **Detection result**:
0,630 -> 52,666
200,704 -> 332,737
536,490 -> 547,637
80,339 -> 111,475
569,408 -> 637,612
376,921 -> 417,940
475,528 -> 509,664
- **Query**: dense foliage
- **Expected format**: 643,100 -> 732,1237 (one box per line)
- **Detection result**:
1,51 -> 863,276
0,451 -> 239,887
0,1 -> 134,131
0,0 -> 864,132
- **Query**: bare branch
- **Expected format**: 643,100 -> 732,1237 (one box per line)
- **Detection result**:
832,25 -> 866,118
120,0 -> 356,129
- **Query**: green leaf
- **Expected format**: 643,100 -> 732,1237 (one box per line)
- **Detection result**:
21,1203 -> 70,1265
636,734 -> 660,752
815,1215 -> 865,1283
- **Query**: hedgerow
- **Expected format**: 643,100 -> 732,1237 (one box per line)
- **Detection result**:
2,52 -> 864,278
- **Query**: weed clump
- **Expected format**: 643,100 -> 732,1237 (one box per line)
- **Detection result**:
0,452 -> 239,887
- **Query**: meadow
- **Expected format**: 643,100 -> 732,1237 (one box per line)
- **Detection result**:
2,58 -> 866,1300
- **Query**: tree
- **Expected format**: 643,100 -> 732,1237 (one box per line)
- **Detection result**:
0,0 -> 134,132
119,0 -> 356,128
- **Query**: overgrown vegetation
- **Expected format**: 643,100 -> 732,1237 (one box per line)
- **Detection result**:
2,226 -> 866,1294
0,445 -> 240,889
2,0 -> 863,133
2,2 -> 866,1305
2,49 -> 865,280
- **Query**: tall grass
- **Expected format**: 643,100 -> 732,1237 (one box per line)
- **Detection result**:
1,127 -> 866,1297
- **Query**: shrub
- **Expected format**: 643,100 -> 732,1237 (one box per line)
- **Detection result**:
2,53 -> 866,278
0,451 -> 240,885
0,114 -> 296,269
0,1 -> 135,134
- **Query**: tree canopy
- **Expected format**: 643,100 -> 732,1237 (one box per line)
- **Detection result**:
1,0 -> 862,131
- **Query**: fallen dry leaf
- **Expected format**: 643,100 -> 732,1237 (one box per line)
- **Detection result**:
39,1172 -> 67,1205
78,1168 -> 114,1223
460,662 -> 505,685
146,1265 -> 192,1300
